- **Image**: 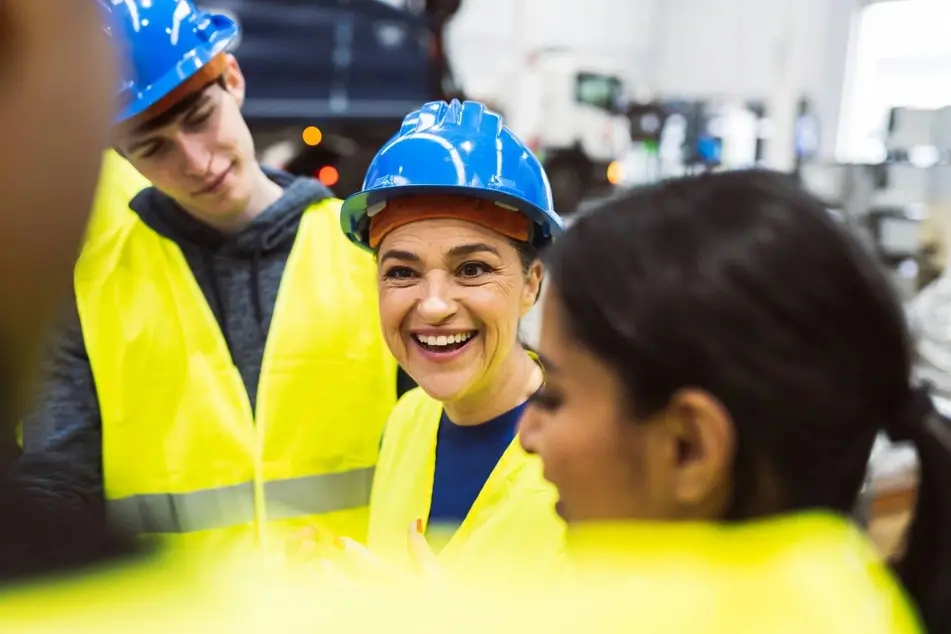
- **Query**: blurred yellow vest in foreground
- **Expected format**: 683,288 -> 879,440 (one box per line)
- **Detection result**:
0,512 -> 920,633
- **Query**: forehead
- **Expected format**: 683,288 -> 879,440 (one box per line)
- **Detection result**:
380,218 -> 513,257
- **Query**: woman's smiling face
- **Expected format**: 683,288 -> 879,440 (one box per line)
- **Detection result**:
376,210 -> 540,405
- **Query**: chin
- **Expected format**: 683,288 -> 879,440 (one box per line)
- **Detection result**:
413,373 -> 474,404
223,181 -> 252,207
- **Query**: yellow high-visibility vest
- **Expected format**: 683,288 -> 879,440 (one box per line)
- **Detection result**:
0,514 -> 920,633
86,150 -> 151,242
367,387 -> 565,576
555,513 -> 922,633
0,549 -> 331,634
74,196 -> 397,555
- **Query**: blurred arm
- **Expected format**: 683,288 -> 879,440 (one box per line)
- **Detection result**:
17,294 -> 105,519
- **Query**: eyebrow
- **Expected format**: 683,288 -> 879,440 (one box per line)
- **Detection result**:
446,242 -> 501,259
378,242 -> 502,267
379,249 -> 421,265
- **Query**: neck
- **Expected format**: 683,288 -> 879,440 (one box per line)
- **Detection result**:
244,166 -> 284,222
443,347 -> 543,426
186,165 -> 283,235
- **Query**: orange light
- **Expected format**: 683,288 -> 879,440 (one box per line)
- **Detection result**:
606,160 -> 623,185
317,165 -> 339,187
302,126 -> 323,146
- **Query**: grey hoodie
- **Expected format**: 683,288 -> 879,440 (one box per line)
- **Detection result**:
18,169 -> 412,514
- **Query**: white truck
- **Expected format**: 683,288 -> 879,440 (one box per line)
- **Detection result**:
487,50 -> 632,213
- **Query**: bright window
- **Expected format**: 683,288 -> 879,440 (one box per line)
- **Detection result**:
838,0 -> 951,162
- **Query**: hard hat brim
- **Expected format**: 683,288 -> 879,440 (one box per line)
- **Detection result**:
341,184 -> 565,253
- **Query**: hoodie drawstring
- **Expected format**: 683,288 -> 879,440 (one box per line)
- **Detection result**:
249,248 -> 265,335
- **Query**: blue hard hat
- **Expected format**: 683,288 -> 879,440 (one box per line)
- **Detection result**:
341,99 -> 565,252
100,0 -> 239,123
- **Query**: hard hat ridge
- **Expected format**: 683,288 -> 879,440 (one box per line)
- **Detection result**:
100,0 -> 240,124
341,99 -> 565,252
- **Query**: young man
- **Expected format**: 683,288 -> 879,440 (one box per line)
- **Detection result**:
19,0 -> 403,555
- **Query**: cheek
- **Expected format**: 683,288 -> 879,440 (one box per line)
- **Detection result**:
552,401 -> 648,505
213,106 -> 247,154
466,286 -> 521,341
540,402 -> 615,481
574,414 -> 629,482
377,288 -> 413,352
218,128 -> 243,154
236,125 -> 256,154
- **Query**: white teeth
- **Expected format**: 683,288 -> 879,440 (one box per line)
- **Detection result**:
415,332 -> 474,348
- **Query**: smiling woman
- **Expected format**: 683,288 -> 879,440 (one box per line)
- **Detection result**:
373,196 -> 542,411
340,99 -> 567,575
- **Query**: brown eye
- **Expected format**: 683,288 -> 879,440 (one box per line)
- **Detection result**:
384,266 -> 416,280
458,262 -> 490,278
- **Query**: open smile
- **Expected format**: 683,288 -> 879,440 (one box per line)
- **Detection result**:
410,330 -> 479,361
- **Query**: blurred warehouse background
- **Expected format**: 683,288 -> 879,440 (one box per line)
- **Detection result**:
214,0 -> 948,300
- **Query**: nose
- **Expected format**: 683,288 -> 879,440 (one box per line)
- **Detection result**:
416,274 -> 457,323
518,405 -> 540,455
176,133 -> 212,177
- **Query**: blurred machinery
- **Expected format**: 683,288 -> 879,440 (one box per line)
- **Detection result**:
439,0 -> 636,215
799,106 -> 951,299
199,0 -> 463,198
202,0 -> 631,213
616,99 -> 769,187
799,106 -> 949,541
474,49 -> 632,214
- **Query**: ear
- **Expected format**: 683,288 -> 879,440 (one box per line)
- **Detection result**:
661,388 -> 735,511
520,259 -> 544,318
221,54 -> 246,107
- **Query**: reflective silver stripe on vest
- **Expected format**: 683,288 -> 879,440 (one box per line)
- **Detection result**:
107,467 -> 374,534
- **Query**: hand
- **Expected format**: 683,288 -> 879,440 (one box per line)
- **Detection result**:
333,519 -> 443,581
288,520 -> 443,584
406,518 -> 441,577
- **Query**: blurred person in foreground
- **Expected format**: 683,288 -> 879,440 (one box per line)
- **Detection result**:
516,169 -> 943,632
0,0 -> 140,578
18,0 -> 404,557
